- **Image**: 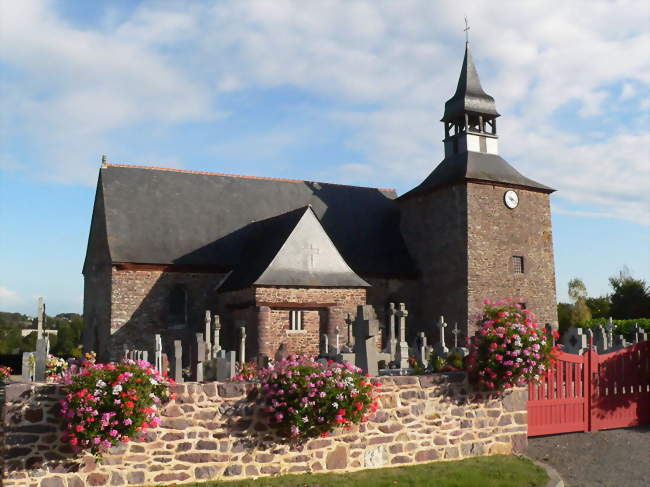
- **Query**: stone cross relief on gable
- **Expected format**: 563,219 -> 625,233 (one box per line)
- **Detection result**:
303,243 -> 320,268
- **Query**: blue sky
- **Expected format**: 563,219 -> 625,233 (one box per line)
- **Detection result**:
1,0 -> 649,315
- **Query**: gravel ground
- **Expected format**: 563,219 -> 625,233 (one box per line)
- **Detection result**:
525,427 -> 650,487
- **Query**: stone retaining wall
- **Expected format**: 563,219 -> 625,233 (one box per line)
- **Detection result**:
2,373 -> 528,487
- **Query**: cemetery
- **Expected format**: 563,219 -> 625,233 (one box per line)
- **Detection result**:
2,296 -> 648,486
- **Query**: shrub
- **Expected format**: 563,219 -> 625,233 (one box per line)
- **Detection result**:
258,356 -> 380,442
466,299 -> 560,392
581,318 -> 650,338
0,365 -> 12,381
232,361 -> 260,382
59,360 -> 175,457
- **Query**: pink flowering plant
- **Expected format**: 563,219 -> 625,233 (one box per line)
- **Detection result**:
58,359 -> 175,457
466,299 -> 560,392
232,361 -> 260,382
259,356 -> 380,442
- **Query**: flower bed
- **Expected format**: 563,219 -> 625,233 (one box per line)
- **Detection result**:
258,356 -> 380,442
466,299 -> 560,392
59,359 -> 174,457
0,365 -> 12,382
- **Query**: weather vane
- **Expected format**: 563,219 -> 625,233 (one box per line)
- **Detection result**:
464,16 -> 470,43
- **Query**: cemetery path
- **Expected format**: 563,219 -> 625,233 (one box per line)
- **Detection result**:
525,426 -> 650,487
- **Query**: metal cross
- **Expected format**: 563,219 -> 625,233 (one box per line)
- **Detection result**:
303,243 -> 320,267
464,16 -> 470,43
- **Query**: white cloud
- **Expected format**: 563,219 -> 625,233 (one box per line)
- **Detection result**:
0,286 -> 22,307
1,0 -> 648,223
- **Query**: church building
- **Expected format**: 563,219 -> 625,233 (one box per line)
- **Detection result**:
82,44 -> 558,362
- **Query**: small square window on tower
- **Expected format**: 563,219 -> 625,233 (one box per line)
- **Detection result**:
512,256 -> 524,274
289,310 -> 304,331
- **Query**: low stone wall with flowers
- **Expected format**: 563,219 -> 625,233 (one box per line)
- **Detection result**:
1,373 -> 528,487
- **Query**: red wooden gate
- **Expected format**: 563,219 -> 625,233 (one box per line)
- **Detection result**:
527,341 -> 650,437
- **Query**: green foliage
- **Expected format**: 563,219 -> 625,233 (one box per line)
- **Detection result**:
586,296 -> 611,319
581,318 -> 650,338
557,302 -> 572,334
608,269 -> 650,319
567,278 -> 591,325
0,311 -> 84,357
182,455 -> 548,487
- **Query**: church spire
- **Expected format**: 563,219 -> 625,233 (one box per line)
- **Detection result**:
442,43 -> 500,157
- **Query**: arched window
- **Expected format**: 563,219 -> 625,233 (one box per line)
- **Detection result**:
169,285 -> 188,325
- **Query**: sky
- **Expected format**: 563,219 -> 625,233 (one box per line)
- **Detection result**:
1,0 -> 649,316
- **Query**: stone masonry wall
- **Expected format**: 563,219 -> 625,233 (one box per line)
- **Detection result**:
109,269 -> 227,362
467,184 -> 558,330
254,287 -> 366,357
2,375 -> 528,487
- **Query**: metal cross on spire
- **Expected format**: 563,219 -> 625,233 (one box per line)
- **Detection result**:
464,16 -> 470,43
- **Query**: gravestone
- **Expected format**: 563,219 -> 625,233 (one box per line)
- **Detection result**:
192,333 -> 205,382
335,326 -> 341,354
239,326 -> 247,364
171,340 -> 183,383
450,322 -> 469,357
395,303 -> 410,369
561,327 -> 588,355
434,316 -> 449,358
275,343 -> 288,362
416,332 -> 427,367
216,350 -> 237,381
34,336 -> 49,381
161,353 -> 169,376
605,318 -> 614,350
257,354 -> 270,370
386,303 -> 398,361
154,334 -> 163,373
204,310 -> 213,361
354,305 -> 379,376
344,313 -> 355,351
21,297 -> 58,339
633,323 -> 648,343
320,334 -> 329,356
22,352 -> 36,382
612,333 -> 628,350
593,326 -> 607,353
212,314 -> 222,358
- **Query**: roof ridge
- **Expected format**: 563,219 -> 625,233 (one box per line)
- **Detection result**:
103,162 -> 395,192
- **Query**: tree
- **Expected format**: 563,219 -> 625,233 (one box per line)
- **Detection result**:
557,302 -> 573,334
608,267 -> 650,319
568,278 -> 591,326
586,296 -> 610,319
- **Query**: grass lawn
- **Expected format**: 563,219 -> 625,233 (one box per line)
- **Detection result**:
170,455 -> 547,487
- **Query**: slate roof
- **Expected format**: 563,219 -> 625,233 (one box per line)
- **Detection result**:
399,151 -> 555,200
442,44 -> 500,122
94,164 -> 417,277
219,206 -> 369,291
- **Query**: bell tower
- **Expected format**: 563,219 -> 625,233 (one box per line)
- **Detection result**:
399,42 -> 558,342
442,43 -> 500,158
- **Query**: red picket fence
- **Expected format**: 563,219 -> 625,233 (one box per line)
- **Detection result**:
527,341 -> 650,437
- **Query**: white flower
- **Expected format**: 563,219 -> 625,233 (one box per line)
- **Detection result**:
96,380 -> 107,388
112,384 -> 123,395
149,378 -> 159,385
332,402 -> 339,409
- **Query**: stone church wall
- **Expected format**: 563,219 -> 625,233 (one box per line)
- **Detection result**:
82,263 -> 112,362
254,287 -> 366,357
2,375 -> 528,487
399,185 -> 469,343
466,184 -> 558,329
109,269 -> 227,361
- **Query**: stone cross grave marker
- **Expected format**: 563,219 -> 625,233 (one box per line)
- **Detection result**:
633,323 -> 647,343
171,340 -> 183,383
204,310 -> 213,361
239,326 -> 247,364
561,327 -> 588,355
416,332 -> 427,367
395,303 -> 410,369
592,326 -> 607,353
612,333 -> 627,350
212,314 -> 222,358
434,316 -> 449,358
345,313 -> 355,351
335,325 -> 341,354
154,334 -> 163,373
452,322 -> 461,348
353,305 -> 379,376
605,318 -> 614,349
21,297 -> 58,339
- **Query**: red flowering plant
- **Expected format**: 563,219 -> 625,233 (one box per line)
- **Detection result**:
466,299 -> 561,392
258,356 -> 380,442
0,365 -> 12,382
232,361 -> 260,382
58,360 -> 175,457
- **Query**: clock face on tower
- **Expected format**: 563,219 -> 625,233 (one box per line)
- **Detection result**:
504,190 -> 519,209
